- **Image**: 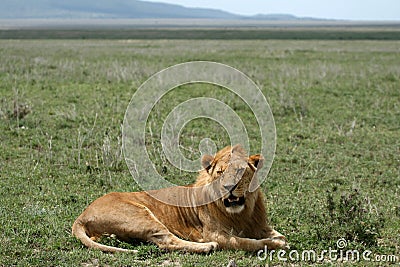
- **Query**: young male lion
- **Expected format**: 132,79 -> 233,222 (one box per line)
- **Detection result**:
72,144 -> 287,253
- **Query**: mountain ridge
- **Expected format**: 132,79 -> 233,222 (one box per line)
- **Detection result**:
0,0 -> 319,20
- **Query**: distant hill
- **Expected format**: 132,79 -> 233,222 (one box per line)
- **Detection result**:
0,0 -> 240,19
249,14 -> 299,21
248,14 -> 328,21
0,0 -> 311,21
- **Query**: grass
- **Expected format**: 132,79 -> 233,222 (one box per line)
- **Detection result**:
0,39 -> 399,266
1,27 -> 400,40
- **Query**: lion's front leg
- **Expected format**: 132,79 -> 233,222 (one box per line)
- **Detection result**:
210,233 -> 288,251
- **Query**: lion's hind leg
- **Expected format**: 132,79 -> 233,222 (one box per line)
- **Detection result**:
150,230 -> 218,253
131,203 -> 218,253
150,232 -> 218,253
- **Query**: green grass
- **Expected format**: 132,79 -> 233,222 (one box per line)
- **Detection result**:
0,39 -> 399,266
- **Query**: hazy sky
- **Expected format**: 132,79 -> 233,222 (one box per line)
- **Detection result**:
150,0 -> 399,20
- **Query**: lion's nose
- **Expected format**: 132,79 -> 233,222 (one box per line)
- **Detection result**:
223,184 -> 237,192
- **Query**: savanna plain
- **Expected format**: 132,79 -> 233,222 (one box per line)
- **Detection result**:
0,37 -> 399,266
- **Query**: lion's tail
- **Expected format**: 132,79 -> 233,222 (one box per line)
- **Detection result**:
72,220 -> 138,253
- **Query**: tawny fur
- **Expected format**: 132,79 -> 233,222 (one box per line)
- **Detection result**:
72,144 -> 288,253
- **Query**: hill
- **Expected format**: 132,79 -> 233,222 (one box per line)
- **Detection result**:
0,0 -> 241,19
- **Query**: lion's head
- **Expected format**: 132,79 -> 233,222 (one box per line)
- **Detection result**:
197,144 -> 263,213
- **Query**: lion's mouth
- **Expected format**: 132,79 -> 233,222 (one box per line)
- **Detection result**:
223,195 -> 245,207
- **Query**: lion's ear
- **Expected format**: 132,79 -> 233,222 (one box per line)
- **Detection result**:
248,154 -> 264,192
201,154 -> 214,171
248,154 -> 264,170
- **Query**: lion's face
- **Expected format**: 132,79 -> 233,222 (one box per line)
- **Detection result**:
201,145 -> 263,213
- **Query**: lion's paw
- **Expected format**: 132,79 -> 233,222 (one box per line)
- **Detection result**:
261,236 -> 289,250
208,241 -> 219,252
201,241 -> 219,253
273,236 -> 290,250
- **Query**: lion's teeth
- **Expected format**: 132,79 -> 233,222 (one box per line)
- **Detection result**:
228,197 -> 239,202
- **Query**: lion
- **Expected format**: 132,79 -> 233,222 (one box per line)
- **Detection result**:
72,144 -> 288,253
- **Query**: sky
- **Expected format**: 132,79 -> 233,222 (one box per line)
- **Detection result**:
149,0 -> 399,20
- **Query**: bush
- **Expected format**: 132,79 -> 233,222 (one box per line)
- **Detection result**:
317,188 -> 385,248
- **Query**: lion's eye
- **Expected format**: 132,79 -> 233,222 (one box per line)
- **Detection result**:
216,170 -> 224,175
